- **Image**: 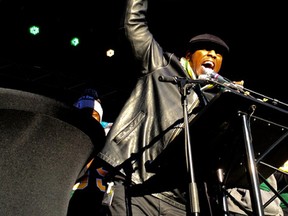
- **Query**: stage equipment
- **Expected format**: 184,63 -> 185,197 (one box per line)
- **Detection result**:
0,87 -> 105,216
152,78 -> 288,215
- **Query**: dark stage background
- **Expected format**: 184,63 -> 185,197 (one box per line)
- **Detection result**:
0,0 -> 287,121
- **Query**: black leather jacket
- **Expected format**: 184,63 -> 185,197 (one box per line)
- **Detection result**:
97,0 -> 202,206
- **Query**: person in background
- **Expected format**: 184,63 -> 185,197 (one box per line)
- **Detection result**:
227,160 -> 288,216
67,88 -> 113,216
227,174 -> 284,216
275,160 -> 288,216
73,88 -> 113,135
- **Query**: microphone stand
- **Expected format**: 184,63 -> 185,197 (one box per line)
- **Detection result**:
158,76 -> 209,216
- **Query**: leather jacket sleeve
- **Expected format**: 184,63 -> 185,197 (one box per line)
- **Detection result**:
124,0 -> 167,73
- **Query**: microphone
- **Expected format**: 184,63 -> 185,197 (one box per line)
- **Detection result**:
202,68 -> 230,85
201,68 -> 245,92
159,75 -> 208,86
158,75 -> 178,84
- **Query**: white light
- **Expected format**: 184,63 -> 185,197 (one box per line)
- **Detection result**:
106,49 -> 114,57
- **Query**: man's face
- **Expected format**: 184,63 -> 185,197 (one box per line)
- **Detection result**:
188,48 -> 223,77
92,109 -> 101,122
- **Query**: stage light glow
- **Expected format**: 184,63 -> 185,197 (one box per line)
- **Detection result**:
70,37 -> 80,46
29,25 -> 40,35
106,49 -> 114,57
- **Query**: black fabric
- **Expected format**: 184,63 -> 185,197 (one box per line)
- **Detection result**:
0,87 -> 106,216
81,88 -> 100,100
284,208 -> 288,216
188,33 -> 229,54
274,171 -> 288,193
107,179 -> 188,216
67,158 -> 112,216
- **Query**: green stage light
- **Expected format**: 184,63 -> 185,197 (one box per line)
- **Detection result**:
29,25 -> 40,35
70,37 -> 80,47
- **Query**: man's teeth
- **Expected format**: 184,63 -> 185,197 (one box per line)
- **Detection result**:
202,61 -> 214,69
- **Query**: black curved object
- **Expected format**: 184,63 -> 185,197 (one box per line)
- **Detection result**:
0,87 -> 106,216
